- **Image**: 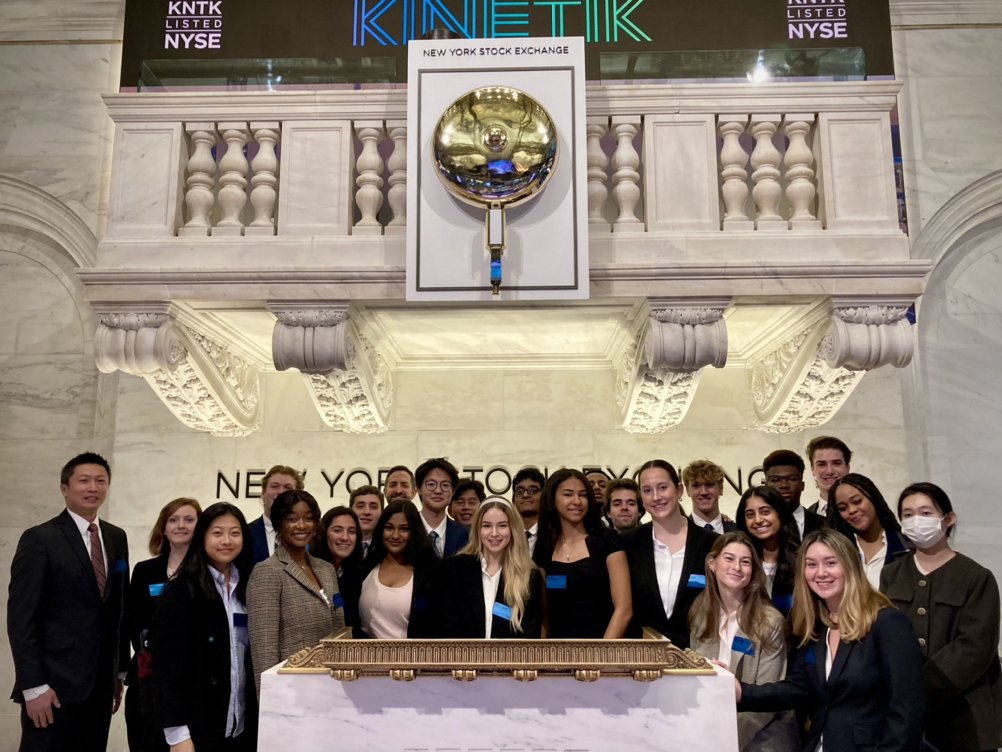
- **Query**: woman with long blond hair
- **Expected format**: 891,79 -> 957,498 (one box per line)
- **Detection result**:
689,532 -> 798,751
736,528 -> 925,752
439,499 -> 543,637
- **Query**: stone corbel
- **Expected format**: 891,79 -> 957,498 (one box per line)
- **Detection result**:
94,306 -> 262,437
820,301 -> 915,370
750,316 -> 864,434
269,303 -> 392,433
618,300 -> 729,433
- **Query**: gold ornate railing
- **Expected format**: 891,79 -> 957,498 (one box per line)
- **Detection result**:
280,627 -> 712,682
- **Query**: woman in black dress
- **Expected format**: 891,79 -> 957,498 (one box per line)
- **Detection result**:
125,497 -> 202,752
532,468 -> 631,638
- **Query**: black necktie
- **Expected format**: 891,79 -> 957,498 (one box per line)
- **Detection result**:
704,523 -> 714,531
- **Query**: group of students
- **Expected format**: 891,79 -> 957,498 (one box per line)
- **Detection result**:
123,452 -> 1002,752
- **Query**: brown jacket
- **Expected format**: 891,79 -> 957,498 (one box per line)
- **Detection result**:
247,546 -> 345,697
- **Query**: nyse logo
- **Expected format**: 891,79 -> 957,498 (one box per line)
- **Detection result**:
787,0 -> 848,40
165,0 -> 223,50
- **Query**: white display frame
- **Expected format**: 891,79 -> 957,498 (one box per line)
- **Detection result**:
406,37 -> 589,301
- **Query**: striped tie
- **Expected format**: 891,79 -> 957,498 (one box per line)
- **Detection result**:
88,523 -> 107,597
430,530 -> 441,558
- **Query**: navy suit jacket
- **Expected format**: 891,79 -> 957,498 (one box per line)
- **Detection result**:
248,515 -> 270,565
442,518 -> 469,558
8,510 -> 130,704
624,518 -> 718,647
740,608 -> 925,752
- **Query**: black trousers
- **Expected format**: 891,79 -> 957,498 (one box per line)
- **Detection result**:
18,681 -> 113,752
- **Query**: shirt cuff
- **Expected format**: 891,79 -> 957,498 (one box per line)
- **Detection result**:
23,684 -> 50,702
164,725 -> 191,745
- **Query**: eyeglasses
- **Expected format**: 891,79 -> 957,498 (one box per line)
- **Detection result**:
513,486 -> 541,497
422,481 -> 453,492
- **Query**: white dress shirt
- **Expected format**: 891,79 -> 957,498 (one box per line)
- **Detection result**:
793,505 -> 806,538
263,514 -> 277,557
481,560 -> 502,638
692,512 -> 724,534
652,527 -> 686,619
717,610 -> 740,664
526,522 -> 539,556
856,531 -> 887,590
422,515 -> 447,557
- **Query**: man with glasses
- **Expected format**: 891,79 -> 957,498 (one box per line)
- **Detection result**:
512,466 -> 545,555
762,449 -> 825,538
414,458 -> 468,558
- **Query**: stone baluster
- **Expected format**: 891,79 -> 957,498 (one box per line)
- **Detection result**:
247,121 -> 280,236
179,123 -> 217,237
586,116 -> 610,230
749,115 -> 785,230
385,121 -> 407,235
783,114 -> 821,229
718,117 -> 752,230
214,122 -> 250,235
610,115 -> 644,232
353,121 -> 385,236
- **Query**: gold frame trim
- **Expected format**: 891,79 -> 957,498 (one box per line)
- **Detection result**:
280,628 -> 713,682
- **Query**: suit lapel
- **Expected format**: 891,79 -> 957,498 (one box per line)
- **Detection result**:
278,547 -> 327,605
57,510 -> 102,597
636,524 -> 664,616
826,633 -> 854,689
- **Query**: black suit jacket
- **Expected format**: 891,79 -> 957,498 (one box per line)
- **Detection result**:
624,518 -> 718,647
248,516 -> 270,565
740,608 -> 925,752
126,555 -> 170,685
438,554 -> 543,638
152,578 -> 257,748
802,508 -> 826,536
8,510 -> 130,704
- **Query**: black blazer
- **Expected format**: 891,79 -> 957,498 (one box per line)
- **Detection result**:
802,508 -> 826,536
248,516 -> 269,565
442,519 -> 469,558
152,578 -> 257,749
624,518 -> 718,646
438,554 -> 543,638
740,607 -> 925,752
126,554 -> 170,685
8,510 -> 130,704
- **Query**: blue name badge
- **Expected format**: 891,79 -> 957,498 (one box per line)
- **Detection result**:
233,612 -> 248,628
492,602 -> 513,621
805,648 -> 817,665
114,559 -> 128,574
731,635 -> 756,656
148,582 -> 165,597
687,574 -> 707,589
546,574 -> 567,590
331,592 -> 344,609
772,593 -> 794,611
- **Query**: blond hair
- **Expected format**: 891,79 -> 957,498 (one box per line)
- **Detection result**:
688,532 -> 785,654
459,499 -> 536,633
791,528 -> 891,647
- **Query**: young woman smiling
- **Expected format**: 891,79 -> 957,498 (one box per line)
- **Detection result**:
736,486 -> 800,617
439,499 -> 543,638
246,490 -> 345,697
356,500 -> 438,638
736,529 -> 924,752
532,468 -> 632,639
624,459 -> 718,646
689,532 -> 798,752
153,502 -> 257,752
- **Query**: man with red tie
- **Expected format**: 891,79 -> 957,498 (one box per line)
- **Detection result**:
8,452 -> 130,752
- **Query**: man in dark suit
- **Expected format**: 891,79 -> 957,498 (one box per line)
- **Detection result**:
763,449 -> 825,539
248,464 -> 303,564
8,452 -> 130,752
414,457 -> 468,558
682,459 -> 737,533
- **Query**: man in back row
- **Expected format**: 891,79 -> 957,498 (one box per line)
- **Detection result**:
806,436 -> 852,516
415,458 -> 468,557
8,452 -> 130,752
249,464 -> 303,564
762,449 -> 825,538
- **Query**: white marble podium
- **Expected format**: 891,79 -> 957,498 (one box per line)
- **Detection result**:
258,665 -> 739,751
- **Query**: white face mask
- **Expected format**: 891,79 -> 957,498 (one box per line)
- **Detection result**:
901,515 -> 946,548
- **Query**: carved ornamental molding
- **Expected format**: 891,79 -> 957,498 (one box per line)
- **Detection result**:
270,303 -> 392,433
820,304 -> 914,370
95,309 -> 262,437
618,301 -> 728,433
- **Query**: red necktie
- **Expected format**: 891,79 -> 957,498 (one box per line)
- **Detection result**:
88,523 -> 107,597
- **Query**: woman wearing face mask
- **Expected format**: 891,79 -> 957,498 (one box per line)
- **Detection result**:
689,532 -> 799,751
880,482 -> 1002,752
827,473 -> 911,590
439,499 -> 543,638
